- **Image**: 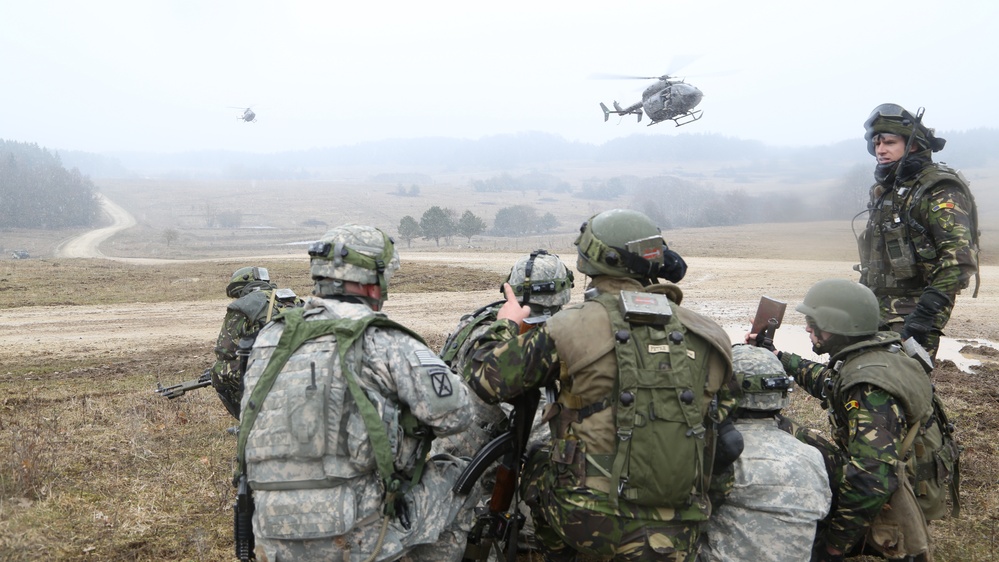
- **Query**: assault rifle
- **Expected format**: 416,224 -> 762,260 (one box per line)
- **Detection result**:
750,296 -> 786,350
454,388 -> 541,562
154,369 -> 212,399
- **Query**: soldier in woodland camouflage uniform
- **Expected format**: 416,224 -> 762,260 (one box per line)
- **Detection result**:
238,225 -> 478,562
210,266 -> 302,419
701,345 -> 831,562
857,103 -> 980,361
768,279 -> 935,561
469,209 -> 734,562
434,249 -> 574,459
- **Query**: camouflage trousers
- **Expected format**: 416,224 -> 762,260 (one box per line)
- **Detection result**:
520,449 -> 701,562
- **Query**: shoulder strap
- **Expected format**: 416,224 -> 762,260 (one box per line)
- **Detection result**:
236,307 -> 429,516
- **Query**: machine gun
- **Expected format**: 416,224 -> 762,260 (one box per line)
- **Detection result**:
750,296 -> 786,350
154,369 -> 212,399
454,389 -> 541,562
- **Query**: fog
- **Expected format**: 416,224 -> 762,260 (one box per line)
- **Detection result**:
2,1 -> 998,155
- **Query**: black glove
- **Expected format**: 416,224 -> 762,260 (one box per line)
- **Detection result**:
661,247 -> 687,283
712,418 -> 744,474
900,287 -> 951,345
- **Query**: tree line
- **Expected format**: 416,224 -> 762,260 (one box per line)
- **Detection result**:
396,205 -> 560,247
0,140 -> 101,229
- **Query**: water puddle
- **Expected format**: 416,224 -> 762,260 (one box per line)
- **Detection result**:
722,324 -> 998,374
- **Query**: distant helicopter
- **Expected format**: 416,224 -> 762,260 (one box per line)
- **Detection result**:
599,74 -> 703,127
230,106 -> 257,123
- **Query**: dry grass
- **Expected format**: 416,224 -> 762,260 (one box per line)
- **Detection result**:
0,259 -> 502,309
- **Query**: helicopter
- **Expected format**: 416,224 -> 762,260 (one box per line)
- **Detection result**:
230,107 -> 257,123
599,74 -> 703,127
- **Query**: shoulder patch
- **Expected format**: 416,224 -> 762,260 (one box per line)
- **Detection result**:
430,370 -> 454,397
844,399 -> 860,412
931,202 -> 956,212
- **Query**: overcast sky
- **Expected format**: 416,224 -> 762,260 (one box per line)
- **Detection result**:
2,1 -> 996,154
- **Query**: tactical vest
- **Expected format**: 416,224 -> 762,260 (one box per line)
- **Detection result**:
439,300 -> 504,379
237,306 -> 432,500
825,335 -> 960,519
860,163 -> 980,297
545,281 -> 731,519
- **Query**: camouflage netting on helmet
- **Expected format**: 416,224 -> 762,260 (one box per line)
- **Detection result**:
504,250 -> 574,308
731,344 -> 791,412
308,224 -> 400,295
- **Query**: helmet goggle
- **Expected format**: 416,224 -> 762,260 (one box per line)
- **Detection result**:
308,230 -> 395,296
576,221 -> 666,279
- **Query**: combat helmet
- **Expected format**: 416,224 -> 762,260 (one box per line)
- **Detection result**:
731,344 -> 792,412
504,249 -> 574,311
575,209 -> 670,280
864,103 -> 946,156
795,278 -> 879,337
307,224 -> 400,301
226,266 -> 275,298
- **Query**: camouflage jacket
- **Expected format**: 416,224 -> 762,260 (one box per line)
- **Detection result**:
779,333 -> 932,553
859,159 -> 979,330
210,288 -> 301,418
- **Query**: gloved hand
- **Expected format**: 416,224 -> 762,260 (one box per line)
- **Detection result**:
900,288 -> 951,345
712,418 -> 744,474
661,247 -> 687,283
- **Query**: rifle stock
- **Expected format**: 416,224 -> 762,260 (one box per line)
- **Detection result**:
457,389 -> 541,562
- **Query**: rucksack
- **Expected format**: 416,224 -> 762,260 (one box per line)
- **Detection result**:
439,300 -> 504,376
590,289 -> 729,510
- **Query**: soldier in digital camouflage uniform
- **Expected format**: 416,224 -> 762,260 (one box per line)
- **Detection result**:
209,266 -> 302,419
238,224 -> 479,562
857,103 -> 980,362
701,344 -> 831,562
434,249 -> 574,459
768,279 -> 934,561
468,209 -> 735,562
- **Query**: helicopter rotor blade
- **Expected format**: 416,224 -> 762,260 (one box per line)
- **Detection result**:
589,72 -> 660,80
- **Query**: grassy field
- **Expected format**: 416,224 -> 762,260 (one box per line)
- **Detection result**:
1,257 -> 997,561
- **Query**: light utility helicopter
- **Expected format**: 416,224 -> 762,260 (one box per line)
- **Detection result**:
600,74 -> 703,127
230,107 -> 257,123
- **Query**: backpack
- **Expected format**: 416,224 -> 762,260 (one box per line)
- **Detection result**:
590,289 -> 730,510
439,300 -> 504,376
236,307 -> 433,516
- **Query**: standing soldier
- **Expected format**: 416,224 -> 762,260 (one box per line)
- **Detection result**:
209,266 -> 302,419
469,208 -> 732,562
236,224 -> 478,562
701,344 -> 831,562
769,278 -> 959,561
857,103 -> 980,362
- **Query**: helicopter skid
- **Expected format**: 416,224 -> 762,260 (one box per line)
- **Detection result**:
668,109 -> 703,127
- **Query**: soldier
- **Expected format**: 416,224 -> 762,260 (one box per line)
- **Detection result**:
236,224 -> 478,562
435,249 -> 574,458
701,344 -> 831,562
209,266 -> 302,419
769,278 -> 949,561
469,208 -> 733,562
857,103 -> 980,362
